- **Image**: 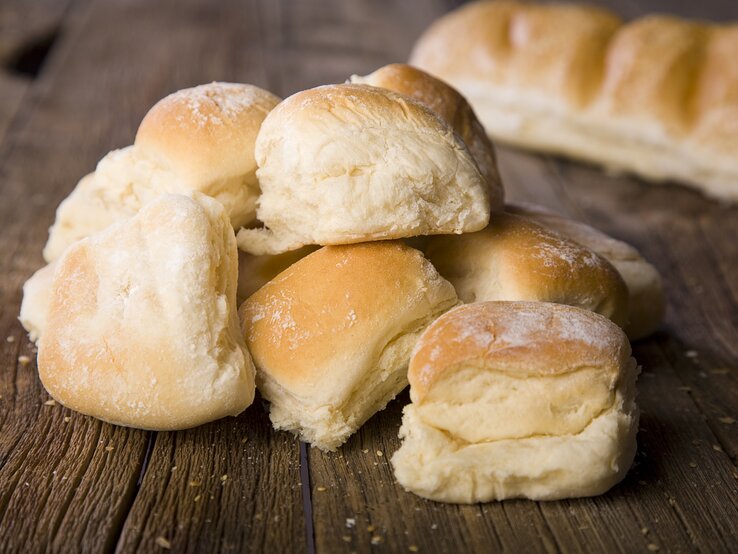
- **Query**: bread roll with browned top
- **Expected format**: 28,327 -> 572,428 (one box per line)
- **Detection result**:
38,193 -> 255,430
392,301 -> 639,503
239,242 -> 458,450
44,82 -> 280,261
508,203 -> 665,339
424,212 -> 629,327
411,1 -> 738,201
349,64 -> 504,209
236,84 -> 490,255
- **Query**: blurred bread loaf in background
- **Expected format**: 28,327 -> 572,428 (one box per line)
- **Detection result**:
411,1 -> 738,201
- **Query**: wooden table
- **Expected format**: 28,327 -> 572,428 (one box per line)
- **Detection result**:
0,1 -> 736,552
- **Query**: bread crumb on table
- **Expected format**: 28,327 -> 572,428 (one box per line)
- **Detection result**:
154,537 -> 171,549
44,399 -> 56,406
18,355 -> 31,365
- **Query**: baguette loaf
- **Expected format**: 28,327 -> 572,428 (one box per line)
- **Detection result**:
411,1 -> 738,201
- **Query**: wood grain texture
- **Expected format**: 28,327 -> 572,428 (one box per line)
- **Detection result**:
0,0 -> 736,552
0,0 -> 71,69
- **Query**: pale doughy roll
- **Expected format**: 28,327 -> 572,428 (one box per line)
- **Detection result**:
238,242 -> 459,451
19,262 -> 56,344
349,64 -> 504,210
44,82 -> 280,261
236,84 -> 490,255
392,301 -> 639,503
411,1 -> 738,202
424,212 -> 629,327
38,193 -> 255,430
508,202 -> 665,339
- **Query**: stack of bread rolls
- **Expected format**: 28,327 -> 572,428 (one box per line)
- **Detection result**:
21,61 -> 662,503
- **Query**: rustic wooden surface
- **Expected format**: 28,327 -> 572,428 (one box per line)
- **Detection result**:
0,0 -> 736,552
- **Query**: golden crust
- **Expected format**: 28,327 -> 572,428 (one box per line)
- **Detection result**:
411,1 -> 738,200
408,301 -> 631,402
239,242 -> 458,400
135,83 -> 280,211
424,212 -> 629,327
350,64 -> 503,209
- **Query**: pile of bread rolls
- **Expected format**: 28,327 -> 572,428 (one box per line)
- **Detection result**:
20,61 -> 663,503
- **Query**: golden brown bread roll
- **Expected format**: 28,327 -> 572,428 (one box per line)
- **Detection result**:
44,82 -> 280,261
411,1 -> 738,201
238,242 -> 458,450
38,193 -> 255,430
349,64 -> 504,209
392,301 -> 639,503
236,84 -> 491,255
423,212 -> 629,327
508,202 -> 665,339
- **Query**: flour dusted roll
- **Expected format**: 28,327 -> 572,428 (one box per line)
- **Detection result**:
44,82 -> 280,261
411,1 -> 738,201
19,263 -> 56,344
392,301 -> 639,503
236,84 -> 490,255
424,212 -> 629,327
238,242 -> 458,450
508,203 -> 665,339
38,193 -> 255,430
349,64 -> 504,209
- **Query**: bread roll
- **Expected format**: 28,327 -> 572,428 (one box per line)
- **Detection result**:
392,301 -> 639,503
349,64 -> 504,209
236,84 -> 490,255
424,212 -> 629,327
43,82 -> 280,261
411,1 -> 738,201
237,247 -> 319,301
508,202 -> 665,339
19,263 -> 56,344
38,193 -> 255,430
238,242 -> 458,450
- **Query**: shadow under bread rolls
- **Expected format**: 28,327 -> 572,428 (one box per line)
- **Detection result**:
392,301 -> 639,503
410,1 -> 738,202
236,246 -> 319,303
44,82 -> 281,262
349,63 -> 504,210
238,242 -> 459,451
236,84 -> 490,256
38,193 -> 256,430
508,202 -> 665,339
423,212 -> 629,327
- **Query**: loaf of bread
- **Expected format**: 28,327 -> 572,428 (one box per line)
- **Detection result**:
238,242 -> 458,450
392,301 -> 639,503
349,64 -> 504,209
508,202 -> 665,339
423,212 -> 629,327
43,82 -> 280,261
411,1 -> 738,201
38,193 -> 255,430
236,84 -> 491,255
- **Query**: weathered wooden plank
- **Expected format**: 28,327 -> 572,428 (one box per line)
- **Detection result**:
115,403 -> 304,554
0,0 -> 72,70
0,71 -> 28,144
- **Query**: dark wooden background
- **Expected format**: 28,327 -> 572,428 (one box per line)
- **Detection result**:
0,1 -> 736,552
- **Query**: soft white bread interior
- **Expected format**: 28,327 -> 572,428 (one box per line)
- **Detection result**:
238,242 -> 458,450
237,246 -> 318,302
236,84 -> 490,255
19,262 -> 56,344
410,1 -> 738,201
508,202 -> 665,339
43,82 -> 280,261
423,212 -> 629,327
392,301 -> 639,503
38,193 -> 255,430
349,64 -> 504,210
